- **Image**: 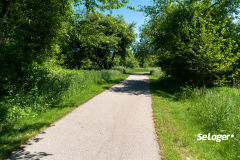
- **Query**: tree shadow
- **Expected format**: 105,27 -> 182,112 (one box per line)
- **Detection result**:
4,146 -> 53,160
107,74 -> 151,96
1,123 -> 52,160
149,76 -> 184,101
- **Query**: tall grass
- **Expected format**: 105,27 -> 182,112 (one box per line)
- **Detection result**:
180,87 -> 240,159
111,67 -> 127,74
0,62 -> 122,131
125,68 -> 151,73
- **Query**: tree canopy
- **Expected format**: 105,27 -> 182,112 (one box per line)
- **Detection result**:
141,0 -> 240,87
0,0 -> 134,97
61,11 -> 136,69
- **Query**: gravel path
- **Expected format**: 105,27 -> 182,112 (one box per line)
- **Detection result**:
5,73 -> 161,160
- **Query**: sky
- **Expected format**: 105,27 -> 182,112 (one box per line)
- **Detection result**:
74,0 -> 153,41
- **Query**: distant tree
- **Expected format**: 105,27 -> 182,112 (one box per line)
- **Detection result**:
122,49 -> 139,69
133,24 -> 156,68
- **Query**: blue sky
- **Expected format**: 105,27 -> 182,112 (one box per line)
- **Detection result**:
74,0 -> 153,41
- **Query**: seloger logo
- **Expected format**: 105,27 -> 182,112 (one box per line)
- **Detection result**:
197,133 -> 234,142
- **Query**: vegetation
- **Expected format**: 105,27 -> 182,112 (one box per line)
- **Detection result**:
0,1 -> 137,159
2,0 -> 240,159
148,72 -> 240,159
139,2 -> 240,157
0,66 -> 128,159
0,59 -> 124,128
150,68 -> 164,78
142,0 -> 240,87
61,10 -> 136,69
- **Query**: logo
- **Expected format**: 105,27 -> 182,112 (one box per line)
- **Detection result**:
197,133 -> 234,142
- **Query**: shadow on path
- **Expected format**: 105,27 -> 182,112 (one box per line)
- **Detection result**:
5,146 -> 53,160
108,74 -> 151,96
2,123 -> 53,160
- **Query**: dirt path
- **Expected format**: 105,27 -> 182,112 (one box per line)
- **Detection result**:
5,73 -> 161,160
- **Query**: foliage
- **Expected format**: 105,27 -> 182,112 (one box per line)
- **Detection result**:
150,68 -> 164,78
143,63 -> 148,68
142,0 -> 240,87
0,73 -> 128,160
0,61 -> 122,130
148,75 -> 240,159
179,87 -> 240,159
122,49 -> 139,69
0,0 -> 134,96
61,10 -> 136,69
133,25 -> 157,68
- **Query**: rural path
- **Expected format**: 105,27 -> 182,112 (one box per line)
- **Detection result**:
6,73 -> 161,160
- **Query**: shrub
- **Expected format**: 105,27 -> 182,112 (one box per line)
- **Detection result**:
150,68 -> 165,78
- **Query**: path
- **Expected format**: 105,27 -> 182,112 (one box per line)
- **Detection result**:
5,73 -> 161,160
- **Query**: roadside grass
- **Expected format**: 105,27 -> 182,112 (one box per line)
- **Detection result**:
0,73 -> 128,160
147,75 -> 240,160
124,67 -> 154,73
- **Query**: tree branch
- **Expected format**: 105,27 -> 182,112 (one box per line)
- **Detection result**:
204,1 -> 219,15
9,0 -> 27,20
89,56 -> 103,68
0,0 -> 13,27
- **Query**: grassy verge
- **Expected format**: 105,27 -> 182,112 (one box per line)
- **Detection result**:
124,68 -> 153,73
147,75 -> 240,160
0,74 -> 128,160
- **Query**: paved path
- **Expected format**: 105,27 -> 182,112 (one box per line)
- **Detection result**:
6,73 -> 161,160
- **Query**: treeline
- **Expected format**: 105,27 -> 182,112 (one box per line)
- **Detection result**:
0,0 -> 144,130
140,0 -> 240,87
0,0 -> 135,98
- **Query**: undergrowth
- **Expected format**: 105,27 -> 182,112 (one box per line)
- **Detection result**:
0,60 -> 122,132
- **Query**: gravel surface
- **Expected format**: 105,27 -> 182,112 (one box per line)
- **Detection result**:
5,73 -> 161,160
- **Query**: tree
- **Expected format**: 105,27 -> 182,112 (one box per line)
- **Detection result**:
0,0 -> 133,45
62,11 -> 136,69
141,0 -> 240,87
133,24 -> 156,68
0,0 -> 133,97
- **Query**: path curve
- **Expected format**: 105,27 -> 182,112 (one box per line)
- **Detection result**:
5,73 -> 161,160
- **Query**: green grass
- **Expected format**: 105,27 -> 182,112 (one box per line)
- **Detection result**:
124,67 -> 153,73
147,75 -> 240,160
0,72 -> 128,160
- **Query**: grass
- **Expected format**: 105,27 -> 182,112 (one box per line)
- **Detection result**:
147,74 -> 240,160
124,67 -> 156,73
0,69 -> 128,160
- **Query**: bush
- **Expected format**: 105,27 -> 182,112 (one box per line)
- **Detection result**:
150,68 -> 165,78
143,63 -> 149,68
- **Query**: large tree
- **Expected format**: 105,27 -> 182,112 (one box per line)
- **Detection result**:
0,0 -> 133,97
142,0 -> 240,87
62,11 -> 136,69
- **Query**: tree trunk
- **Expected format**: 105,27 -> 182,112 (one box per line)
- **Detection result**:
0,31 -> 4,45
90,57 -> 103,69
109,52 -> 116,69
104,61 -> 108,69
202,65 -> 205,88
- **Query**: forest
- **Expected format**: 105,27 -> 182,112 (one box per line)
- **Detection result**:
1,0 -> 240,159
